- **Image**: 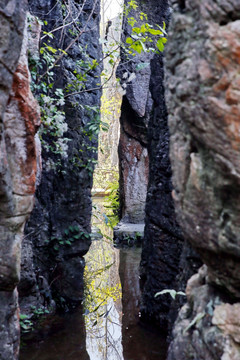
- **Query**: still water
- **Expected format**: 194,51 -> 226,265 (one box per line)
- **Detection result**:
20,204 -> 167,360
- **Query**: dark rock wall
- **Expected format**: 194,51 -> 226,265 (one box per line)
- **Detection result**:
0,1 -> 40,358
166,1 -> 240,358
118,0 -> 201,332
132,0 -> 187,331
20,0 -> 102,311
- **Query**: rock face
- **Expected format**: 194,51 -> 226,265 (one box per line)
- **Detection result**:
19,0 -> 102,311
118,0 -> 153,223
118,94 -> 149,223
166,0 -> 240,358
0,1 -> 40,357
122,0 -> 186,331
118,0 -> 200,332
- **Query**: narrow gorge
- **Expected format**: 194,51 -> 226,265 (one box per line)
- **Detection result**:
0,0 -> 240,359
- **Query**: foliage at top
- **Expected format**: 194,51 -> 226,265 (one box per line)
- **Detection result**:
124,0 -> 167,55
27,0 -> 167,172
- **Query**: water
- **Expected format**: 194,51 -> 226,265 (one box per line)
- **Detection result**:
20,202 -> 167,360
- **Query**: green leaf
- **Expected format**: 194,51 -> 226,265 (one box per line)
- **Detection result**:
20,314 -> 28,320
74,234 -> 81,239
128,0 -> 138,10
155,289 -> 186,300
131,41 -> 143,54
58,48 -> 67,55
44,44 -> 58,54
183,312 -> 205,334
157,23 -> 167,35
21,323 -> 30,330
156,38 -> 164,52
155,289 -> 177,299
43,31 -> 53,38
140,40 -> 146,52
148,28 -> 163,35
128,17 -> 137,26
132,27 -> 141,34
126,37 -> 133,44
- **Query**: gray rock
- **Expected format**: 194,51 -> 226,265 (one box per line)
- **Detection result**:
20,0 -> 102,311
0,3 -> 40,358
166,0 -> 240,358
114,222 -> 144,247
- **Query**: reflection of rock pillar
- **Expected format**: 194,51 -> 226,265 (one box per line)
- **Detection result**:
119,249 -> 142,355
20,308 -> 90,359
119,248 -> 168,360
0,7 -> 40,359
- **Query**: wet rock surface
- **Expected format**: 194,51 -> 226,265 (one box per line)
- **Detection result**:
166,0 -> 240,358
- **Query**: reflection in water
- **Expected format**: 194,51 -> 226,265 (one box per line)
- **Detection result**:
19,310 -> 90,360
84,238 -> 123,360
120,249 -> 167,360
20,201 -> 167,360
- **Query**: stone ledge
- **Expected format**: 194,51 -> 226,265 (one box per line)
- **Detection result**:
113,222 -> 145,247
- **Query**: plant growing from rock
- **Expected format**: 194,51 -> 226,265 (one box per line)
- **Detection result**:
155,289 -> 186,300
45,225 -> 91,252
28,0 -> 167,169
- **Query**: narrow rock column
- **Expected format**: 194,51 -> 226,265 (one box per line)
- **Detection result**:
0,2 -> 40,358
20,0 -> 102,309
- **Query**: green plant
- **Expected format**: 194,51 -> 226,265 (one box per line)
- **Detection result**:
19,314 -> 34,333
20,306 -> 51,333
27,1 -> 167,171
45,225 -> 91,251
124,0 -> 167,55
30,305 -> 50,317
28,17 -> 69,165
155,289 -> 186,300
183,312 -> 205,334
103,177 -> 120,228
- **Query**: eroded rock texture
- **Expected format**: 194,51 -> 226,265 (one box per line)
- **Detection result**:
166,1 -> 240,358
0,2 -> 40,358
118,86 -> 150,223
19,0 -> 102,312
125,0 -> 186,331
118,0 -> 153,223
